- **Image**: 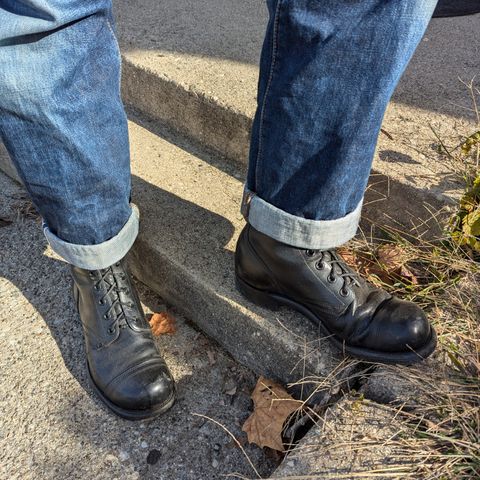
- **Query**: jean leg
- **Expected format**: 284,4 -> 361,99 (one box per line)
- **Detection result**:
0,1 -> 137,269
244,0 -> 438,249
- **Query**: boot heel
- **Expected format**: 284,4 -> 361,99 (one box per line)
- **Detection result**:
235,276 -> 281,310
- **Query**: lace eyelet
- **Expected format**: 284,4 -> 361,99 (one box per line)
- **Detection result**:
108,327 -> 115,334
340,287 -> 349,297
94,285 -> 99,290
306,250 -> 316,257
115,262 -> 120,267
103,314 -> 109,320
327,274 -> 336,283
315,261 -> 325,270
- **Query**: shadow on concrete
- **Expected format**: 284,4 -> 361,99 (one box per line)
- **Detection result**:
0,180 -> 235,391
379,150 -> 420,165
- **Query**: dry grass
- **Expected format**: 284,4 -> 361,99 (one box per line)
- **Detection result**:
352,228 -> 479,479
275,226 -> 479,480
230,81 -> 480,480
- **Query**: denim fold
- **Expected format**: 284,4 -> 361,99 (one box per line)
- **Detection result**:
242,188 -> 362,249
0,1 -> 132,268
43,205 -> 139,270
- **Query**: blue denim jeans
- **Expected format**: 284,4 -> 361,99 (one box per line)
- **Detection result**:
0,1 -> 136,269
0,0 -> 437,269
243,0 -> 438,249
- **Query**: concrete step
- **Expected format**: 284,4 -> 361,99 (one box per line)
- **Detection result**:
114,0 -> 479,229
0,120 -> 357,404
127,117 -> 358,400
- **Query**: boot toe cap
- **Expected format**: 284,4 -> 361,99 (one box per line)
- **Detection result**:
143,369 -> 176,408
404,307 -> 431,349
372,298 -> 432,352
106,361 -> 175,412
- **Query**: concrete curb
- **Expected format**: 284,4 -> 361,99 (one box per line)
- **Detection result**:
122,58 -> 252,166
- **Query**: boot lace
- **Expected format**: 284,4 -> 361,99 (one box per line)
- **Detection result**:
90,263 -> 138,334
306,249 -> 361,295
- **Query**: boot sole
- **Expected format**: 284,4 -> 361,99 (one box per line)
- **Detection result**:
87,364 -> 176,421
236,275 -> 437,365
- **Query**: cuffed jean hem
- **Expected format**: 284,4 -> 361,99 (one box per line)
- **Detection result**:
241,188 -> 362,250
43,204 -> 139,270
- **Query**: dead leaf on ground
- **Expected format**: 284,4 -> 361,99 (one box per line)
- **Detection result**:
338,247 -> 386,286
377,244 -> 418,285
149,311 -> 176,336
338,244 -> 418,286
242,376 -> 302,452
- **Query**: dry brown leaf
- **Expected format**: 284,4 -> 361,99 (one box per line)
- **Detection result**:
242,376 -> 302,452
149,311 -> 176,336
338,247 -> 386,286
339,244 -> 418,286
377,244 -> 408,270
377,244 -> 418,285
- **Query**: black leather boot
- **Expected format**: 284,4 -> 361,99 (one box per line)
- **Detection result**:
235,225 -> 437,364
71,258 -> 175,420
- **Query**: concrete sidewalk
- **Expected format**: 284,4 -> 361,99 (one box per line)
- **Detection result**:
0,171 -> 276,480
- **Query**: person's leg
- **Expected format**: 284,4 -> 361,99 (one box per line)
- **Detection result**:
237,0 -> 438,363
0,1 -> 175,418
0,0 -> 134,268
